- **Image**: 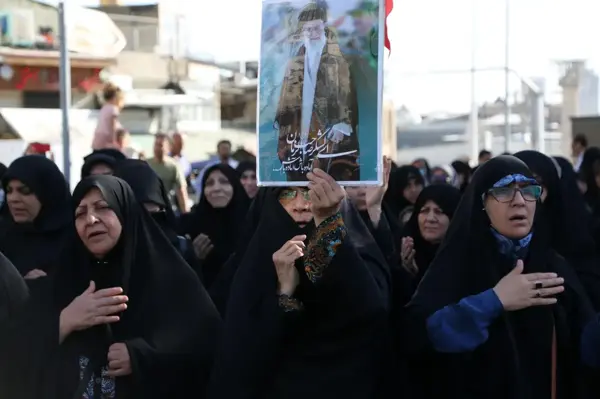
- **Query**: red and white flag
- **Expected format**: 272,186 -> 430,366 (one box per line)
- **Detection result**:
384,0 -> 393,52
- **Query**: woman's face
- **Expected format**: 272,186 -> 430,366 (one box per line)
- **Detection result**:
403,178 -> 423,204
204,170 -> 234,208
345,186 -> 367,211
484,183 -> 539,239
418,200 -> 450,243
90,163 -> 113,176
6,180 -> 42,223
431,169 -> 449,184
240,170 -> 258,198
75,188 -> 123,258
278,188 -> 313,226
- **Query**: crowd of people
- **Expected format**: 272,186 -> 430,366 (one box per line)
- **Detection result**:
1,130 -> 600,398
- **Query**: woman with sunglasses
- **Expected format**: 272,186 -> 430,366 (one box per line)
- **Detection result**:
405,155 -> 600,399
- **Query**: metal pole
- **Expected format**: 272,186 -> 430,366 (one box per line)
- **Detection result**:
532,92 -> 545,153
469,0 -> 479,165
58,1 -> 71,185
503,0 -> 511,152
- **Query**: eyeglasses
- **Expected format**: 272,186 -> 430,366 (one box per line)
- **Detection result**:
279,189 -> 311,201
484,185 -> 543,203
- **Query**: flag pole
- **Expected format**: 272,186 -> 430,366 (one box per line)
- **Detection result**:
58,1 -> 72,185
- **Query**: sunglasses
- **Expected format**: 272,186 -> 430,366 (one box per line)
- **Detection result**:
279,189 -> 311,201
484,185 -> 543,203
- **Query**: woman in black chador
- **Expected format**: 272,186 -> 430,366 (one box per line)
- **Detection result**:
28,175 -> 221,398
407,155 -> 600,399
113,159 -> 202,279
0,155 -> 73,278
208,169 -> 391,399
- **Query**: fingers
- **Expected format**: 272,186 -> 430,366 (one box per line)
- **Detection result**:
93,315 -> 120,325
533,286 -> 564,297
509,260 -> 524,275
96,295 -> 129,307
93,287 -> 124,298
284,245 -> 303,258
291,235 -> 307,242
106,368 -> 129,377
108,359 -> 126,369
524,272 -> 558,281
96,303 -> 128,316
530,277 -> 564,289
308,181 -> 326,202
85,281 -> 96,294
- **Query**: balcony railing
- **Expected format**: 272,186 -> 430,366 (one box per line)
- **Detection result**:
105,13 -> 158,53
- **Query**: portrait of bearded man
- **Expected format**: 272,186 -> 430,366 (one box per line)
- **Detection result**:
274,1 -> 360,182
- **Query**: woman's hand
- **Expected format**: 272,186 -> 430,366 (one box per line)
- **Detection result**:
107,343 -> 132,377
24,269 -> 47,280
400,237 -> 418,275
192,233 -> 214,260
273,235 -> 306,296
365,156 -> 392,210
60,281 -> 128,337
307,168 -> 345,226
493,260 -> 564,311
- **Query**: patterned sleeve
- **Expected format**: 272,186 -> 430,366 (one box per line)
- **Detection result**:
304,212 -> 348,284
278,294 -> 304,312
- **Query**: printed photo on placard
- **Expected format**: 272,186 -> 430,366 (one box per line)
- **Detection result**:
257,0 -> 383,185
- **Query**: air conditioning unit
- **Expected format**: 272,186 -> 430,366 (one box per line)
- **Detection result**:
0,9 -> 36,47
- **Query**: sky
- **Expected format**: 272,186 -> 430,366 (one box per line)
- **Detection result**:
36,0 -> 600,114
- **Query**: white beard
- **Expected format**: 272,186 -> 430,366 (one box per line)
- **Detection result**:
300,32 -> 326,148
303,33 -> 326,70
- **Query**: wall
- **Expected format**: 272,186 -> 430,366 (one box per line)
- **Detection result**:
382,99 -> 397,160
109,51 -> 182,85
0,91 -> 21,107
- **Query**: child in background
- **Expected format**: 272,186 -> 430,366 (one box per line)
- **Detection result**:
92,83 -> 124,151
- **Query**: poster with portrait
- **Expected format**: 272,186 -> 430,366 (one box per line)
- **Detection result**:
256,0 -> 384,186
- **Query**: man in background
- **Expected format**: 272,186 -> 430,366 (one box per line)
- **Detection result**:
115,128 -> 140,159
572,133 -> 588,171
193,140 -> 239,200
170,132 -> 192,178
478,149 -> 492,165
146,133 -> 190,213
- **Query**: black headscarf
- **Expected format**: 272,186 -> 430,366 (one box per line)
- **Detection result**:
80,150 -> 124,179
451,159 -> 472,192
515,151 -> 595,259
412,157 -> 432,184
403,184 -> 461,282
0,155 -> 73,275
113,159 -> 204,279
112,159 -> 178,239
407,155 -> 595,399
209,190 -> 390,399
180,163 -> 250,287
384,165 -> 425,219
236,161 -> 256,175
579,147 -> 600,210
51,175 -> 220,398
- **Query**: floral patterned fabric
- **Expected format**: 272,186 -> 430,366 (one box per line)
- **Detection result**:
78,356 -> 116,399
304,212 -> 347,284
